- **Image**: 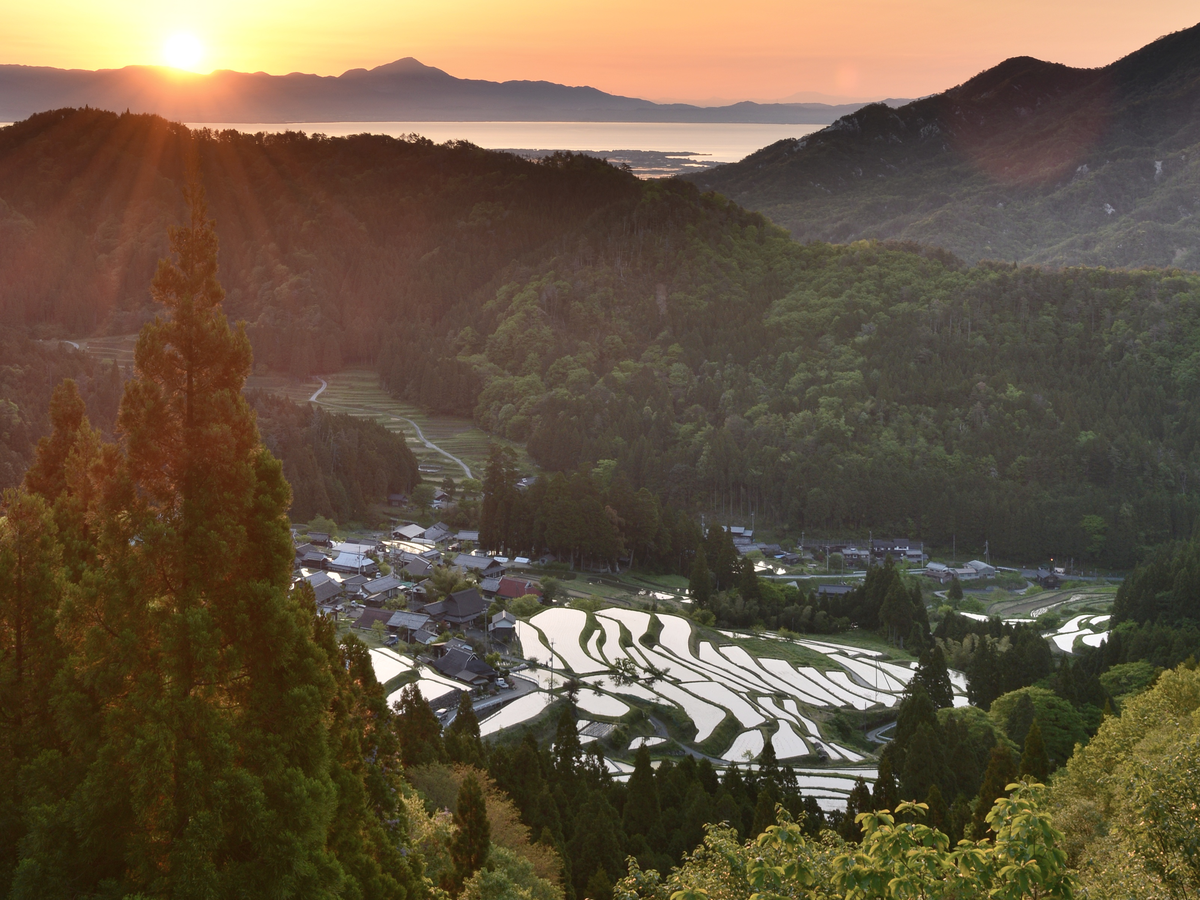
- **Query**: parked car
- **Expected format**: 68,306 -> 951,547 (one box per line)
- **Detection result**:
496,678 -> 509,689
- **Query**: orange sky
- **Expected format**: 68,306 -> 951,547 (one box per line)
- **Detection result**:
4,1 -> 1198,103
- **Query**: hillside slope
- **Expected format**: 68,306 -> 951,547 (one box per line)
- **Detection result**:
3,109 -> 1200,563
688,22 -> 1200,269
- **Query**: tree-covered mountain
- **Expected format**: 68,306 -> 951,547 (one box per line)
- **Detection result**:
688,21 -> 1200,270
4,108 -> 1200,563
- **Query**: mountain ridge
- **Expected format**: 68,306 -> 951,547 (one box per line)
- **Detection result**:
687,22 -> 1200,269
0,58 -> 899,125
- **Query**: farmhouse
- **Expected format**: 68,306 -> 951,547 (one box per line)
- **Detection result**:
452,553 -> 505,579
423,587 -> 487,628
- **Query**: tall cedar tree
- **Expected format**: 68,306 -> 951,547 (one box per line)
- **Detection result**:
450,774 -> 491,893
1019,719 -> 1051,782
972,744 -> 1018,838
912,644 -> 954,708
17,189 -> 348,897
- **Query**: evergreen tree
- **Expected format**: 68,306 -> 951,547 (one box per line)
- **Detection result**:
912,643 -> 954,708
948,578 -> 964,603
837,778 -> 873,843
553,702 -> 582,778
972,744 -> 1018,838
17,186 -> 346,897
871,753 -> 900,812
446,689 -> 485,767
395,683 -> 447,768
924,783 -> 948,831
622,746 -> 660,837
1019,719 -> 1051,782
451,774 -> 491,893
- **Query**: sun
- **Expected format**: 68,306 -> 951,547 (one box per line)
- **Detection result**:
163,32 -> 204,72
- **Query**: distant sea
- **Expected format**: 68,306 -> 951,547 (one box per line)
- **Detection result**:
184,121 -> 826,176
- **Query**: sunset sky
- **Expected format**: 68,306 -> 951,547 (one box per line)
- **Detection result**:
4,1 -> 1198,104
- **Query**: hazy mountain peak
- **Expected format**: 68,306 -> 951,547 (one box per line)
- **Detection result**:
364,57 -> 452,78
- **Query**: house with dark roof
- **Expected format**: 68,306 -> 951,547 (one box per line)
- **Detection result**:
300,572 -> 344,606
480,577 -> 502,597
816,583 -> 855,598
387,610 -> 431,641
307,531 -> 331,546
452,554 -> 505,579
424,522 -> 454,544
364,573 -> 404,602
353,607 -> 395,632
397,553 -> 434,579
424,587 -> 487,628
431,647 -> 496,687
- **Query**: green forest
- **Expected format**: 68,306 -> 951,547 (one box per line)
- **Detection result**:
2,167 -> 1200,899
5,110 -> 1200,563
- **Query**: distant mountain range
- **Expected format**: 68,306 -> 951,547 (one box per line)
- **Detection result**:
688,22 -> 1200,270
0,58 -> 906,125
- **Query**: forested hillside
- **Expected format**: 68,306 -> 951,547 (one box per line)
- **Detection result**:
5,108 -> 1200,560
0,107 -> 637,366
456,227 -> 1200,566
689,22 -> 1200,270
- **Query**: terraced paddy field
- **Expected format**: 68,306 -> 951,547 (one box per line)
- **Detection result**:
459,607 -> 962,808
244,367 -> 532,482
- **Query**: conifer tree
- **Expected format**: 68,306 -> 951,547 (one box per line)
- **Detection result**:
446,689 -> 485,767
1019,719 -> 1050,782
912,643 -> 954,708
395,683 -> 447,768
972,744 -> 1018,837
871,753 -> 900,812
622,745 -> 660,837
450,774 -> 491,894
18,188 -> 347,897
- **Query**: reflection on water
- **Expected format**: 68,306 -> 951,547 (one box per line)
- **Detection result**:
186,120 -> 825,176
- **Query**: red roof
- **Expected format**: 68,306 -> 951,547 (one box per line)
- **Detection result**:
497,577 -> 540,599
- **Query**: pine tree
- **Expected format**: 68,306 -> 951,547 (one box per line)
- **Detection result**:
451,774 -> 491,893
553,702 -> 582,777
837,778 -> 873,843
1019,719 -> 1051,782
924,783 -> 948,831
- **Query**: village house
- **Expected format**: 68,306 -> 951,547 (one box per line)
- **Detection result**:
423,587 -> 488,629
496,576 -> 540,602
452,553 -> 506,579
430,644 -> 496,687
387,610 -> 431,642
363,573 -> 405,603
424,522 -> 454,544
488,610 -> 517,641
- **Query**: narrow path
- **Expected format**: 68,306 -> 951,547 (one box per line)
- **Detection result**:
866,721 -> 895,744
304,384 -> 472,479
392,415 -> 472,479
